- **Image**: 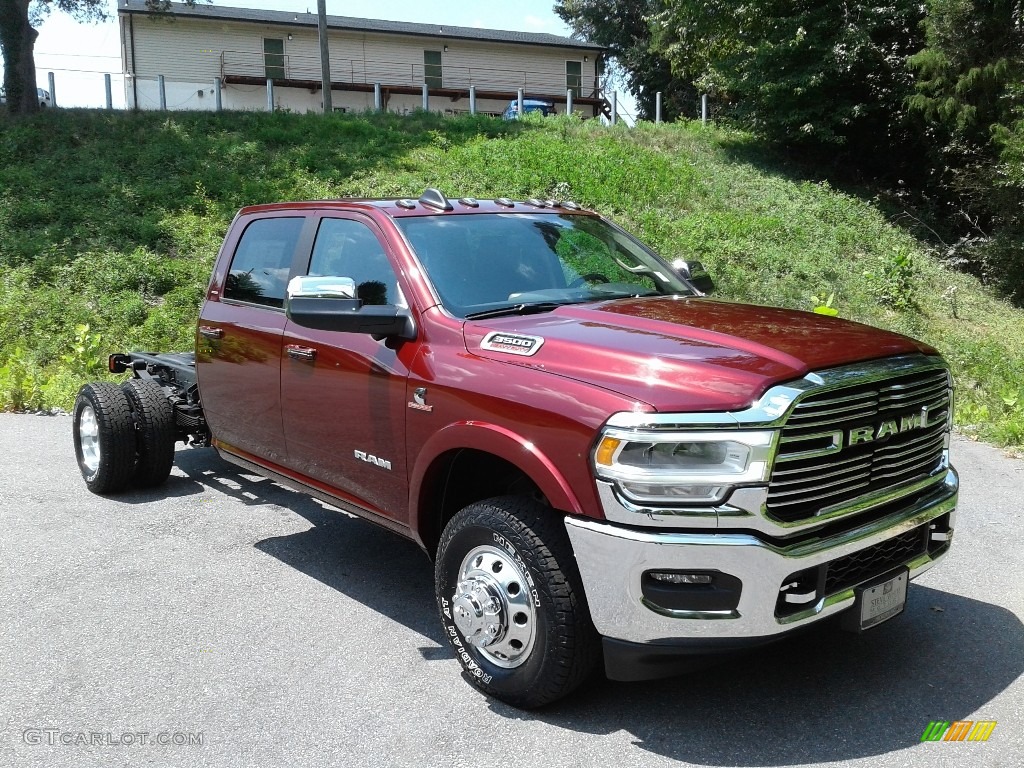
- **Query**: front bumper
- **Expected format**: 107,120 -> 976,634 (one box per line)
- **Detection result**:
564,468 -> 957,678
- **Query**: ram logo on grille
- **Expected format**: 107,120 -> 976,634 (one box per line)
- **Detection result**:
848,405 -> 931,446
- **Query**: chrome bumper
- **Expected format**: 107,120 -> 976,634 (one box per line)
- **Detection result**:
565,469 -> 958,644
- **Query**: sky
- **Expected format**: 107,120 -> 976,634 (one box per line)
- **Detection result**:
17,0 -> 633,112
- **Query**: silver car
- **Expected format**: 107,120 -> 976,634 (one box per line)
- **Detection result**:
0,86 -> 53,107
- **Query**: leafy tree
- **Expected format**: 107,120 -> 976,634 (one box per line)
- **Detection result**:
554,0 -> 696,120
650,1 -> 926,164
1,1 -> 103,115
0,0 -> 188,116
907,1 -> 1023,294
909,1 -> 1022,147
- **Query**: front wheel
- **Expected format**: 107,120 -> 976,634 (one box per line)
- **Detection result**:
435,496 -> 599,708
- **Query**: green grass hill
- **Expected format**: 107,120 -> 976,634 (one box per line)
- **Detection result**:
1,109 -> 1022,446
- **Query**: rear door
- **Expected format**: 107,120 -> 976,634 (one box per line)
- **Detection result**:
197,214 -> 312,464
280,213 -> 414,522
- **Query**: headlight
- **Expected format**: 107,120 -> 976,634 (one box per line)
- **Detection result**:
593,429 -> 775,505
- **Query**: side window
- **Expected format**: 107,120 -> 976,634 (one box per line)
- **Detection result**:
224,217 -> 304,309
308,218 -> 401,306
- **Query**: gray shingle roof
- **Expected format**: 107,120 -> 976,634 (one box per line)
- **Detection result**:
118,1 -> 604,51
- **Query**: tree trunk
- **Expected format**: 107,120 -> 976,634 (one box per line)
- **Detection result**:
0,0 -> 39,115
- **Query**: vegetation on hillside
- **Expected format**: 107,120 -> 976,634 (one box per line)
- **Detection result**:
558,0 -> 1024,311
1,109 -> 1022,446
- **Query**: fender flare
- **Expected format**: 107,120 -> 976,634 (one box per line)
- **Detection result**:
409,421 -> 585,544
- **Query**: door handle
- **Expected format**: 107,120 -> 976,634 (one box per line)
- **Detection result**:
199,326 -> 223,339
286,345 -> 317,361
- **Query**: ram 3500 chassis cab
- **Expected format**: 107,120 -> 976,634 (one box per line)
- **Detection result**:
74,189 -> 958,708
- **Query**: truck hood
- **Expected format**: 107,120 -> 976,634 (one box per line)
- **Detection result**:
463,297 -> 935,412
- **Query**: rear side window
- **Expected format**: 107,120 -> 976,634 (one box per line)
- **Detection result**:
224,217 -> 304,308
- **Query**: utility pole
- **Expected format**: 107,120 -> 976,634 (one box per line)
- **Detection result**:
317,0 -> 332,113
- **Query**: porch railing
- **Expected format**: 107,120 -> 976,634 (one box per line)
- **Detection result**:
221,51 -> 605,98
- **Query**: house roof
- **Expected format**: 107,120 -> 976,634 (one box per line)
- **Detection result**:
118,1 -> 604,52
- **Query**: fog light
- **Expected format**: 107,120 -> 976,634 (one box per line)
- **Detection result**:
641,570 -> 742,613
650,572 -> 713,585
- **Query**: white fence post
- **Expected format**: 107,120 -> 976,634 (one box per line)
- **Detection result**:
374,82 -> 382,111
517,88 -> 524,117
104,74 -> 113,109
48,72 -> 56,106
266,78 -> 274,111
566,88 -> 573,115
469,85 -> 476,115
701,93 -> 708,125
422,82 -> 429,111
214,77 -> 222,111
655,92 -> 662,124
158,75 -> 166,110
611,91 -> 617,125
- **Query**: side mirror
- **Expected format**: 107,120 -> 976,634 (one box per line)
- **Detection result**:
286,276 -> 416,339
671,259 -> 715,295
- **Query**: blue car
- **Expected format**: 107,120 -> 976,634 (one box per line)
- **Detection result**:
502,99 -> 555,120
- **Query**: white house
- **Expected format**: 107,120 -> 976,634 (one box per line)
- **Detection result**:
118,1 -> 609,117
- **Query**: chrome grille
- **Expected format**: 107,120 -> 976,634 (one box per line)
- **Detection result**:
767,366 -> 950,523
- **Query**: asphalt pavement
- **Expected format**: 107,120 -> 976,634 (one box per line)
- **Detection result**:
1,413 -> 1021,768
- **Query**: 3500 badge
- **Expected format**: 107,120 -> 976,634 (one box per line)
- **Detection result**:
480,332 -> 545,357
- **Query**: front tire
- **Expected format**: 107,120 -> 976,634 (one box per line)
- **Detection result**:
435,496 -> 599,708
73,382 -> 136,494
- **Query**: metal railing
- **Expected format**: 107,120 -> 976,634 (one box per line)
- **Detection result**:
221,51 -> 605,98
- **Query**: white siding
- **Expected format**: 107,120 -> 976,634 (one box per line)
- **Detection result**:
122,13 -> 599,98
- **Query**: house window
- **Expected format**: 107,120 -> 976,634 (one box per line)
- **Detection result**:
566,60 -> 582,97
264,38 -> 285,80
424,50 -> 443,88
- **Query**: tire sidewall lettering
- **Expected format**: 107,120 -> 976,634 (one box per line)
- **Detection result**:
492,531 -> 541,607
440,616 -> 493,685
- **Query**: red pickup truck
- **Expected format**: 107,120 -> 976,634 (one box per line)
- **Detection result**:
73,189 -> 958,707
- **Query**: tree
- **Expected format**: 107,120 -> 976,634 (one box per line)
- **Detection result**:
650,1 -> 926,166
909,1 -> 1022,147
554,0 -> 696,121
908,0 -> 1024,297
1,0 -> 103,115
0,0 -> 189,116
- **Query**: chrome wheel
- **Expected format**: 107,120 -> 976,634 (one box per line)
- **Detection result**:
79,404 -> 100,474
452,545 -> 537,668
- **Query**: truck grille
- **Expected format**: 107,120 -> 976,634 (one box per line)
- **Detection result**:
767,366 -> 950,523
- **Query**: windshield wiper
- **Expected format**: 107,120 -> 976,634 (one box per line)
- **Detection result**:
464,302 -> 567,320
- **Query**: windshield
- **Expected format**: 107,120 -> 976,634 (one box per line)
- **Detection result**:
396,213 -> 693,319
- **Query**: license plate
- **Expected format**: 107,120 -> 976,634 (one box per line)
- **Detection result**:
857,569 -> 908,630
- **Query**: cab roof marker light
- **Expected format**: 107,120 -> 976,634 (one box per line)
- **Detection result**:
526,198 -> 546,208
396,199 -> 417,209
561,201 -> 580,210
495,198 -> 515,208
458,197 -> 480,208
